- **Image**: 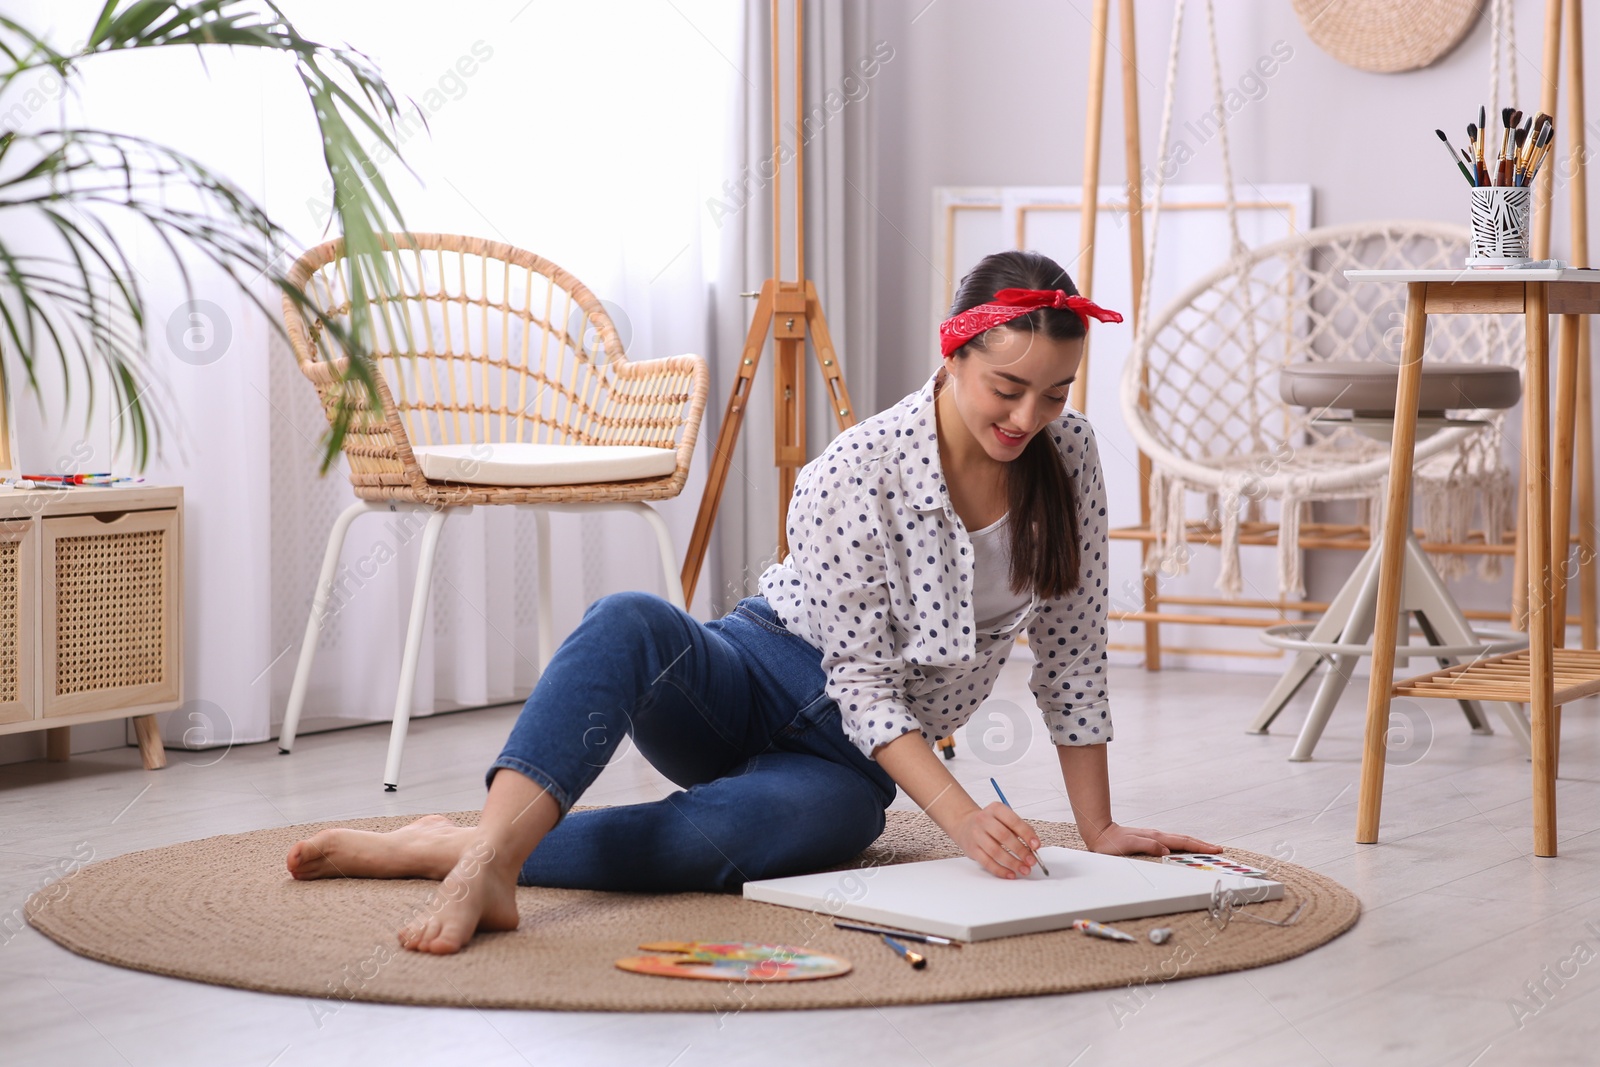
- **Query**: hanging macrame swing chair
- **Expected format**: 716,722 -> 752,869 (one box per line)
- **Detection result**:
1118,0 -> 1535,761
1118,0 -> 1524,607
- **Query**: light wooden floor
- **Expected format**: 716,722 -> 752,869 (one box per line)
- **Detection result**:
3,659 -> 1599,1066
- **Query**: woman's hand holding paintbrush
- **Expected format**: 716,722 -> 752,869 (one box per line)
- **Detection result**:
989,778 -> 1049,876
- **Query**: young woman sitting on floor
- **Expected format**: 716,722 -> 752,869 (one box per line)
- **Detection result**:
286,249 -> 1222,954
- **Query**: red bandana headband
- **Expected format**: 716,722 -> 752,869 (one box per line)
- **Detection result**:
938,287 -> 1124,357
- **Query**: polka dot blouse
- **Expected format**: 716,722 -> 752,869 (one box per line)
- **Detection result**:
759,368 -> 1112,760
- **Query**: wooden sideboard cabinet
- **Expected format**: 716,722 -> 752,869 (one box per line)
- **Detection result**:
0,485 -> 182,769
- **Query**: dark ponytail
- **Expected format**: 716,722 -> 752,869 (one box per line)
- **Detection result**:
945,250 -> 1084,601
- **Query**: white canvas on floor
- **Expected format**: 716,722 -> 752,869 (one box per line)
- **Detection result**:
742,847 -> 1284,942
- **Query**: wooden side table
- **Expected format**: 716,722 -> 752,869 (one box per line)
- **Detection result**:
0,484 -> 183,769
1346,269 -> 1600,858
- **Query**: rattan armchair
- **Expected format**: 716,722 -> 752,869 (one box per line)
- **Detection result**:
276,233 -> 709,789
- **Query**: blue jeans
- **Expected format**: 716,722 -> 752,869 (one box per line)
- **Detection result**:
487,591 -> 898,891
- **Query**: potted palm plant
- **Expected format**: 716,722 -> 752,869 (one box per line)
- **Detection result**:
0,0 -> 413,470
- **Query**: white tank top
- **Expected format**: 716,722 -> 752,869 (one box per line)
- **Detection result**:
969,512 -> 1031,631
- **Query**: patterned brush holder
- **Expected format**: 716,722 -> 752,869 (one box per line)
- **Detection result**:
1466,186 -> 1533,266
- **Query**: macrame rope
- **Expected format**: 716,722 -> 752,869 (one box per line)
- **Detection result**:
1205,0 -> 1246,266
1507,1 -> 1519,110
1136,0 -> 1186,354
1487,0 -> 1520,134
1488,0 -> 1502,142
1202,0 -> 1268,469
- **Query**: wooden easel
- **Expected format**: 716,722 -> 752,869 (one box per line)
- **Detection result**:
1077,0 -> 1163,665
679,0 -> 856,606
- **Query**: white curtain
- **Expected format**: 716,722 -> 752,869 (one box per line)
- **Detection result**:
260,0 -> 743,735
6,0 -> 742,747
6,0 -> 882,750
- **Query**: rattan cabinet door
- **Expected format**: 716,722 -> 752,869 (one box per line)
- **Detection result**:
0,520 -> 35,724
41,509 -> 181,719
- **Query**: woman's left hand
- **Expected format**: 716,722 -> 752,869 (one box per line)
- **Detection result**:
1081,821 -> 1222,857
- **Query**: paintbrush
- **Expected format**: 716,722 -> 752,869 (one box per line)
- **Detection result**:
880,934 -> 926,969
1517,118 -> 1537,180
1478,105 -> 1488,182
834,920 -> 961,947
1497,107 -> 1516,186
1437,128 -> 1476,186
1530,112 -> 1553,156
1525,127 -> 1545,185
1526,123 -> 1556,185
989,777 -> 1050,876
1468,123 -> 1486,185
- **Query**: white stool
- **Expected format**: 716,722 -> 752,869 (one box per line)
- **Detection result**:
1249,362 -> 1533,760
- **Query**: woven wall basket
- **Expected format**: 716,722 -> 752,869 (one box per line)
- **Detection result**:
1292,0 -> 1481,73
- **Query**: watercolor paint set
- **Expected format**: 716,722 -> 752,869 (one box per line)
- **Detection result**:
1161,854 -> 1275,880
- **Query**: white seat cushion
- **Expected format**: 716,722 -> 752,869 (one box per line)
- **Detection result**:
410,442 -> 679,487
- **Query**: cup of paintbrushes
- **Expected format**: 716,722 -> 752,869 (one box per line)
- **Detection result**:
1467,186 -> 1533,265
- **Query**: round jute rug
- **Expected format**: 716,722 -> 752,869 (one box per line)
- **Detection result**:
26,811 -> 1359,1012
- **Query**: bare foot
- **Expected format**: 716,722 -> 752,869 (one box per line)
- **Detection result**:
286,814 -> 473,881
397,838 -> 520,954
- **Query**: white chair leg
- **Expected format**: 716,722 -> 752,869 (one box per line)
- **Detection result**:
534,509 -> 555,674
1403,535 -> 1532,752
521,503 -> 682,681
616,501 -> 686,610
1412,611 -> 1493,734
382,507 -> 449,791
280,500 -> 383,754
1289,543 -> 1387,761
1251,541 -> 1380,734
1249,647 -> 1330,734
1403,534 -> 1489,732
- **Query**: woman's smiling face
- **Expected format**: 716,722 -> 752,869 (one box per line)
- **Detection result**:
939,326 -> 1084,464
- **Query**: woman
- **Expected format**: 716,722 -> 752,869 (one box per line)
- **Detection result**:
286,250 -> 1221,954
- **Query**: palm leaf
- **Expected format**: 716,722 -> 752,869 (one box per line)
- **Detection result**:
0,1 -> 419,471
